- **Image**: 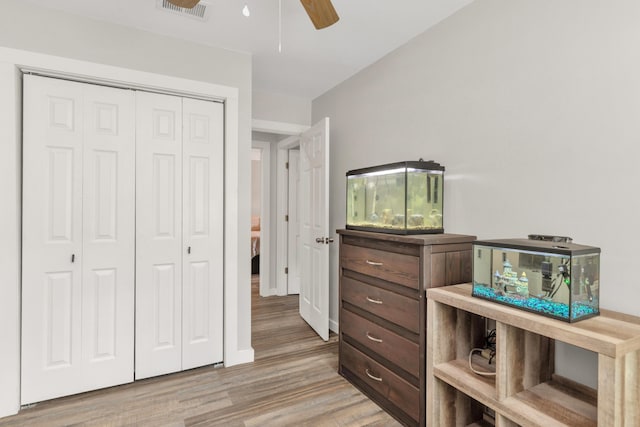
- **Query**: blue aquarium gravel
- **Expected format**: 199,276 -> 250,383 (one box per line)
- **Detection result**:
472,284 -> 598,321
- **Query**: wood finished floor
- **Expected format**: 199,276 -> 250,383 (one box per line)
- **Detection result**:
2,276 -> 400,427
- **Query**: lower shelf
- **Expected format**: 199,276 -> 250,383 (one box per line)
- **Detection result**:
433,359 -> 497,406
503,379 -> 597,426
434,360 -> 597,427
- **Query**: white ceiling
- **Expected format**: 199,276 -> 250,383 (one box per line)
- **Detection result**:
23,0 -> 472,100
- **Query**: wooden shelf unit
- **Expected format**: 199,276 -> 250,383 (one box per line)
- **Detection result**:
427,283 -> 640,427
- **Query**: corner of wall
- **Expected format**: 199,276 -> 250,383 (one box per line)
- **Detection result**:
0,61 -> 22,418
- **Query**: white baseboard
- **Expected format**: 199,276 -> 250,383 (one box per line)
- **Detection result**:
225,347 -> 255,367
329,318 -> 339,334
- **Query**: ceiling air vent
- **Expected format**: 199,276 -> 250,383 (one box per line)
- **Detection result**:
157,0 -> 211,21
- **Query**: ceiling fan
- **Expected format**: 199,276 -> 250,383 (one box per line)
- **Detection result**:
166,0 -> 339,30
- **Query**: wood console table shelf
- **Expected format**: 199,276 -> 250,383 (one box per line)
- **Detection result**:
427,283 -> 640,427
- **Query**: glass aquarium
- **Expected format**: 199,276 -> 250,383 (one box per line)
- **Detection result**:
472,238 -> 600,322
346,160 -> 444,234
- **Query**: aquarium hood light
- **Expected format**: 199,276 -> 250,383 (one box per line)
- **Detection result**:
358,168 -> 444,178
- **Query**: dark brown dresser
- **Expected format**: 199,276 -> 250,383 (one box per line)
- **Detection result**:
337,229 -> 475,426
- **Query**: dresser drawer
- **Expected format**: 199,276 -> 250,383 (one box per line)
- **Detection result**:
341,309 -> 419,377
341,341 -> 419,421
342,276 -> 419,333
341,243 -> 419,289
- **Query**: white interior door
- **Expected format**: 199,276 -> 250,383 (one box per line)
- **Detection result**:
287,149 -> 301,295
135,91 -> 183,379
299,118 -> 330,341
22,75 -> 135,404
181,98 -> 224,370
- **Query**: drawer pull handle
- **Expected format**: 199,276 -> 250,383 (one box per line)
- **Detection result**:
366,332 -> 383,343
365,369 -> 383,382
366,296 -> 383,305
365,260 -> 383,266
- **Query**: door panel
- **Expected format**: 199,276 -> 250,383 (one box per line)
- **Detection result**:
81,83 -> 135,390
153,263 -> 179,348
44,271 -> 75,368
299,118 -> 330,341
182,98 -> 224,370
22,76 -> 83,405
22,75 -> 135,404
136,91 -> 183,379
87,268 -> 117,361
47,147 -> 75,241
152,153 -> 178,237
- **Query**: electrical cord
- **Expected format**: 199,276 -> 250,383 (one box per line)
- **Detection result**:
468,348 -> 497,377
468,328 -> 497,377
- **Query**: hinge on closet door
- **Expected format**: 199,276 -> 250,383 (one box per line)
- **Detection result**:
285,214 -> 289,222
285,267 -> 288,274
286,162 -> 289,169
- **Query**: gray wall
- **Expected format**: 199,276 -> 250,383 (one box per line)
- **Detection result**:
313,0 -> 640,388
253,89 -> 311,125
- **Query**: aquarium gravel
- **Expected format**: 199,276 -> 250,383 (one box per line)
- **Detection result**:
473,284 -> 598,321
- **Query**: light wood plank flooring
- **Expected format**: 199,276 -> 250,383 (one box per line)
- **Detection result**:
2,276 -> 399,426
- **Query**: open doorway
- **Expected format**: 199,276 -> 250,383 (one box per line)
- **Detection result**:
251,118 -> 331,342
251,140 -> 272,297
251,123 -> 309,298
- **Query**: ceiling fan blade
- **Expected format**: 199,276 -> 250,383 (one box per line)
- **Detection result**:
300,0 -> 340,30
166,0 -> 200,9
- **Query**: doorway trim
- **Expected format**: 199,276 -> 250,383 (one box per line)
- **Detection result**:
251,140 -> 272,296
276,134 -> 303,296
0,47 -> 247,418
250,119 -> 310,297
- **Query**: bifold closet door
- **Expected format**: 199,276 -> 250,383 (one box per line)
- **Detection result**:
182,98 -> 224,370
135,92 -> 184,379
22,75 -> 135,404
135,93 -> 223,379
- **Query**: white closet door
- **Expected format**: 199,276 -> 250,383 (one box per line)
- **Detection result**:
81,84 -> 136,390
22,75 -> 135,404
135,91 -> 183,379
182,98 -> 224,369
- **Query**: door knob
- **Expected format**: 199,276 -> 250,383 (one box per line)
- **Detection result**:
316,237 -> 334,244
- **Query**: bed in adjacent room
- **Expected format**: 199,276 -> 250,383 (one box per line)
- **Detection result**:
251,216 -> 260,274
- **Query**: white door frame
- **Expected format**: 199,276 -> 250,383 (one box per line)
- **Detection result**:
0,47 -> 247,418
276,135 -> 303,296
251,119 -> 310,297
251,140 -> 272,296
287,149 -> 301,295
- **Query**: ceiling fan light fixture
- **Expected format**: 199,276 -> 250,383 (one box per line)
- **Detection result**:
242,4 -> 250,17
300,0 -> 339,30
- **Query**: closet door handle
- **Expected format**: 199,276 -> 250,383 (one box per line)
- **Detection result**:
71,254 -> 75,263
187,246 -> 191,254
